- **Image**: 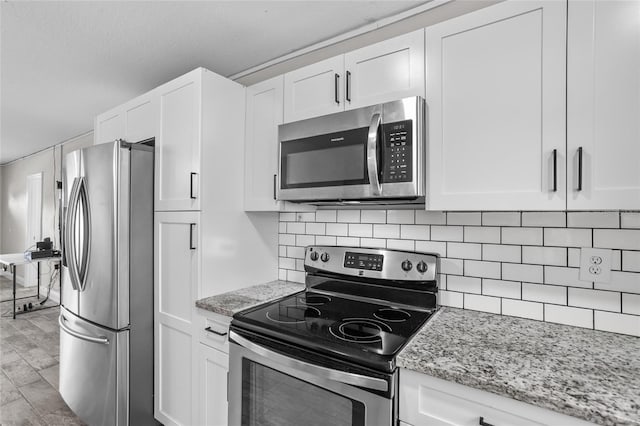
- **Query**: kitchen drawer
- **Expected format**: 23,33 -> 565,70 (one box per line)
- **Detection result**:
399,369 -> 593,426
196,309 -> 231,354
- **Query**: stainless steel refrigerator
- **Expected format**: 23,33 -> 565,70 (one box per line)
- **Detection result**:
60,140 -> 156,426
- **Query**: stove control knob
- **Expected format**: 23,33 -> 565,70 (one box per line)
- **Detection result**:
401,260 -> 413,272
417,261 -> 428,274
310,251 -> 319,261
320,252 -> 330,262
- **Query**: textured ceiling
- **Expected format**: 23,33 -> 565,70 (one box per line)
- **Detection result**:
0,1 -> 428,164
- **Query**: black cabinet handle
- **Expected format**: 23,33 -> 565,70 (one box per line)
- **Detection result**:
334,73 -> 340,105
205,326 -> 227,337
190,172 -> 197,199
577,146 -> 583,191
189,223 -> 196,250
479,417 -> 494,426
552,149 -> 558,192
273,174 -> 277,200
346,70 -> 351,102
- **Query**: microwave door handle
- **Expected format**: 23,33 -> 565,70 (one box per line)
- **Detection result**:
229,330 -> 388,392
367,113 -> 382,196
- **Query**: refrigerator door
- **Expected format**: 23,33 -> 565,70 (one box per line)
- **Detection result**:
61,149 -> 81,315
59,306 -> 128,426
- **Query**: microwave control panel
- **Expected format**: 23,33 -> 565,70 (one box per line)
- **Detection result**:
382,120 -> 412,183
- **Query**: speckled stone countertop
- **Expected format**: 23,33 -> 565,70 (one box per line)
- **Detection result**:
397,307 -> 640,426
195,280 -> 304,317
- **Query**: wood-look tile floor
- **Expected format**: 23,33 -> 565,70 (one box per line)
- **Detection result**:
0,276 -> 85,425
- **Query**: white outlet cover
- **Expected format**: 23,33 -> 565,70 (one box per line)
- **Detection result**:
579,248 -> 612,283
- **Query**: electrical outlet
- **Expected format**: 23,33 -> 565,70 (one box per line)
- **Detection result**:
579,248 -> 612,283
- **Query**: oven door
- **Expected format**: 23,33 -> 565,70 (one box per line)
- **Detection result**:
228,330 -> 393,426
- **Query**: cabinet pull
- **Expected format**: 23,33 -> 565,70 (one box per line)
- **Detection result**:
552,149 -> 558,192
205,326 -> 227,337
577,147 -> 583,191
346,70 -> 351,102
190,172 -> 197,199
273,174 -> 277,200
189,223 -> 196,250
479,417 -> 494,426
334,73 -> 340,105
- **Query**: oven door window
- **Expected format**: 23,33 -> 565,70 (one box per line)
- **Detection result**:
241,359 -> 365,426
280,127 -> 369,189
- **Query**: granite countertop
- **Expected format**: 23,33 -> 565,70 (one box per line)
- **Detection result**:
195,280 -> 304,317
397,307 -> 640,426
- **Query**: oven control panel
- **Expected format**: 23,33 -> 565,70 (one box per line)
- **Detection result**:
305,246 -> 438,282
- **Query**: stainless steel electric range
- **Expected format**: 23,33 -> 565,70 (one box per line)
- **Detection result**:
228,246 -> 439,426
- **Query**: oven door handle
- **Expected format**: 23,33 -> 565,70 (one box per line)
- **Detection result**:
229,330 -> 388,392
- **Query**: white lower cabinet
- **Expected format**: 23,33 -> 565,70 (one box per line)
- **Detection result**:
399,369 -> 593,426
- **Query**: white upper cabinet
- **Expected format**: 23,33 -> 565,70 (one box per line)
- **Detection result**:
94,111 -> 124,145
344,29 -> 424,110
244,76 -> 284,211
283,30 -> 425,123
426,1 -> 567,211
567,0 -> 640,210
94,92 -> 157,145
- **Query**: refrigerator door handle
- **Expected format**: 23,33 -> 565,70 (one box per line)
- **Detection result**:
64,177 -> 82,291
59,314 -> 109,345
77,178 -> 92,292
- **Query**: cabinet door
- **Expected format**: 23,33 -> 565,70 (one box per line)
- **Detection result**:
198,343 -> 229,426
125,93 -> 158,143
244,76 -> 284,211
567,0 -> 640,209
154,211 -> 200,426
156,72 -> 201,211
345,29 -> 425,110
95,111 -> 125,145
284,55 -> 344,122
426,1 -> 566,211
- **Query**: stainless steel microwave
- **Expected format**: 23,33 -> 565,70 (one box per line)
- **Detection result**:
277,96 -> 425,204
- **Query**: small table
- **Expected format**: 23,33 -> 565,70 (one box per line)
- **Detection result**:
0,253 -> 62,319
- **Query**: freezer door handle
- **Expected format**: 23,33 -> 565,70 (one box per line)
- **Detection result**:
59,314 -> 109,345
64,177 -> 82,291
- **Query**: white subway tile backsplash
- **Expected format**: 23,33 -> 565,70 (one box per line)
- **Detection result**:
348,224 -> 372,238
296,235 -> 315,246
373,224 -> 400,239
482,212 -> 521,227
594,311 -> 640,337
415,211 -> 446,225
279,234 -> 295,245
464,226 -> 501,244
387,210 -> 414,224
439,290 -> 463,308
315,210 -> 337,223
611,250 -> 622,271
279,246 -> 287,257
522,283 -> 567,305
545,266 -> 592,288
296,259 -> 305,271
522,246 -> 567,266
545,304 -> 593,329
622,293 -> 640,315
337,210 -> 361,223
448,275 -> 481,294
387,239 -> 415,251
400,225 -> 430,240
568,248 -> 581,267
464,294 -> 501,314
482,279 -> 521,299
441,258 -> 464,275
522,212 -> 566,227
447,212 -> 481,226
595,271 -> 640,294
568,288 -> 621,312
280,212 -> 296,222
326,223 -> 348,236
502,299 -> 543,321
483,244 -> 521,263
594,229 -> 640,250
336,236 -> 359,246
447,243 -> 482,260
503,263 -> 543,284
279,222 -> 287,233
431,226 -> 464,242
360,238 -> 386,249
360,210 -> 386,224
623,251 -> 640,272
544,228 -> 592,248
502,228 -> 543,245
305,222 -> 326,235
287,270 -> 306,283
278,269 -> 287,280
316,235 -> 337,246
438,274 -> 447,290
621,212 -> 640,229
287,222 -> 305,234
464,260 -> 501,279
298,212 -> 316,222
287,246 -> 305,259
416,240 -> 447,256
567,212 -> 619,229
280,257 -> 295,270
